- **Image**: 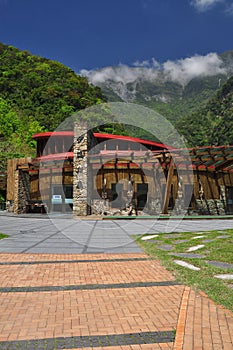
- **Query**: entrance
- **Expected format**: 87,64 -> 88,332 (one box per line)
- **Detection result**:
51,185 -> 73,212
226,186 -> 233,214
136,183 -> 148,210
111,183 -> 124,209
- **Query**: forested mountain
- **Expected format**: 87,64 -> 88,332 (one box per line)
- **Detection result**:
98,73 -> 226,124
86,51 -> 233,123
84,50 -> 233,146
177,76 -> 233,146
0,42 -> 106,172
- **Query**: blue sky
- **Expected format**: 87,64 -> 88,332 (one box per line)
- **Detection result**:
0,0 -> 233,73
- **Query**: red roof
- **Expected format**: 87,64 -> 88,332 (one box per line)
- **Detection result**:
33,131 -> 74,139
32,131 -> 170,149
93,132 -> 170,149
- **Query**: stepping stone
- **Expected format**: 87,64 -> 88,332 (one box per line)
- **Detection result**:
214,274 -> 233,280
187,245 -> 205,252
206,261 -> 233,269
163,234 -> 182,239
157,245 -> 174,251
141,234 -> 159,241
193,232 -> 207,234
173,260 -> 200,271
203,239 -> 215,243
192,236 -> 205,240
173,240 -> 189,244
216,235 -> 229,239
170,253 -> 206,259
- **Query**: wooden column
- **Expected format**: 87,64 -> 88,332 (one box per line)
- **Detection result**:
162,158 -> 174,215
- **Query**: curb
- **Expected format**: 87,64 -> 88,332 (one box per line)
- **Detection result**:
173,286 -> 191,350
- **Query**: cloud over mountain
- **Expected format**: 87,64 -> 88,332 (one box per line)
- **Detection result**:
81,53 -> 226,87
163,53 -> 226,85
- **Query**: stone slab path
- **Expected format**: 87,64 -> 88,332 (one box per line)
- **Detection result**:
0,216 -> 232,349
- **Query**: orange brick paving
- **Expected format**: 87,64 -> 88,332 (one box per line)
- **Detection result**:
0,253 -> 148,262
0,286 -> 183,340
0,260 -> 174,287
182,290 -> 233,350
173,286 -> 190,350
0,253 -> 233,349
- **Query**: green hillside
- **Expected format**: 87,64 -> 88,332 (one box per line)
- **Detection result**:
0,42 -> 106,172
96,69 -> 228,124
176,76 -> 233,146
96,51 -> 233,147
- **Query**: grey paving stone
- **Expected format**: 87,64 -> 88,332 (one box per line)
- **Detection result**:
173,240 -> 189,244
0,216 -> 233,254
206,261 -> 233,269
163,234 -> 182,238
157,244 -> 174,251
170,252 -> 206,259
0,331 -> 176,349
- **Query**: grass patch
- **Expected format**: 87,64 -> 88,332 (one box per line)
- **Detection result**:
136,229 -> 233,312
0,233 -> 8,239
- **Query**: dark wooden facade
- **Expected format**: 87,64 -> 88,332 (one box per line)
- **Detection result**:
6,131 -> 233,215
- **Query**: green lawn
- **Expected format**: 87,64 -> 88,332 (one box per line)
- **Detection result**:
0,233 -> 8,239
136,229 -> 233,312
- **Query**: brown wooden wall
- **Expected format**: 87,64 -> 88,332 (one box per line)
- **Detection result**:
7,158 -> 32,201
92,166 -> 233,208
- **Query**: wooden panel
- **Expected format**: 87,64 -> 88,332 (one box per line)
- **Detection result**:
162,158 -> 174,214
7,158 -> 31,201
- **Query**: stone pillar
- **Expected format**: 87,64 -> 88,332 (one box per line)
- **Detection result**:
13,170 -> 19,214
13,169 -> 30,214
73,122 -> 97,216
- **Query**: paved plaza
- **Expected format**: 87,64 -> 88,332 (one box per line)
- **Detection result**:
0,214 -> 232,349
0,214 -> 233,253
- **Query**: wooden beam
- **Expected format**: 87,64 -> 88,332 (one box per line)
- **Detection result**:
215,159 -> 233,171
162,157 -> 174,215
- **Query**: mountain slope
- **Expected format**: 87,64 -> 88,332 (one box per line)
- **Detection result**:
83,51 -> 233,124
177,76 -> 233,146
0,42 -> 106,177
0,42 -> 106,131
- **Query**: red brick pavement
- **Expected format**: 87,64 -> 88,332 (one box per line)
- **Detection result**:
0,253 -> 232,349
0,259 -> 174,287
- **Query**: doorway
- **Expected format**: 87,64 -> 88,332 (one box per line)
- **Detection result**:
51,185 -> 73,212
111,183 -> 124,209
226,186 -> 233,214
136,183 -> 148,210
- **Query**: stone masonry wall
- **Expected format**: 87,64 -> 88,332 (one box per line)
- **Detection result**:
13,170 -> 30,214
195,199 -> 226,215
73,122 -> 98,216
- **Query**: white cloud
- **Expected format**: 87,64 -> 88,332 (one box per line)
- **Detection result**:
80,63 -> 160,85
81,53 -> 226,87
191,0 -> 224,11
163,53 -> 226,85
